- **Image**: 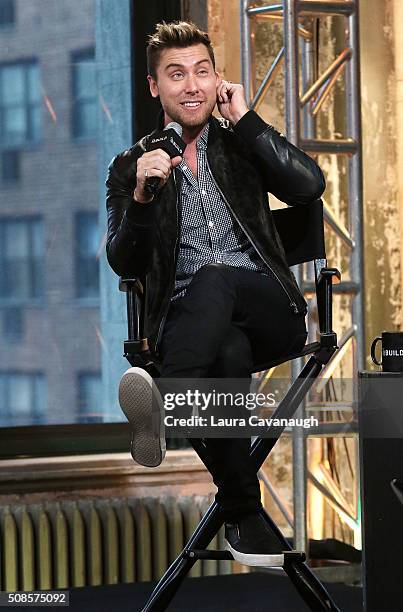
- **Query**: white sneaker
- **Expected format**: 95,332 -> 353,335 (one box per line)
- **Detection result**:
119,367 -> 166,467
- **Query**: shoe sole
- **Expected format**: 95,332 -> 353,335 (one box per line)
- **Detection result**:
224,539 -> 285,567
119,367 -> 166,467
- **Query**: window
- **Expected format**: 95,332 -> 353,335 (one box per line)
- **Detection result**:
2,306 -> 24,341
0,217 -> 44,303
0,0 -> 15,28
0,61 -> 41,148
75,211 -> 100,298
78,372 -> 101,422
0,372 -> 46,427
71,49 -> 97,139
1,149 -> 20,182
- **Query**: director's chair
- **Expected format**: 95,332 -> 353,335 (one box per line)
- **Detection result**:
119,199 -> 342,612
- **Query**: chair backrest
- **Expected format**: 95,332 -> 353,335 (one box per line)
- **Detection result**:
272,199 -> 325,267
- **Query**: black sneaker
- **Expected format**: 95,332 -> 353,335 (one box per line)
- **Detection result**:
224,512 -> 285,567
119,367 -> 166,467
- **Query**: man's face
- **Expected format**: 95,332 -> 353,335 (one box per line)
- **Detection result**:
148,43 -> 220,131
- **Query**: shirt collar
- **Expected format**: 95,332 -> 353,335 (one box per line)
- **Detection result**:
196,122 -> 209,150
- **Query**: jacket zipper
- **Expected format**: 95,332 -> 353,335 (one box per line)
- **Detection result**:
155,171 -> 180,352
205,157 -> 300,314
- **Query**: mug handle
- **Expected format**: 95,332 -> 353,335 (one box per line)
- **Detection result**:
371,336 -> 382,366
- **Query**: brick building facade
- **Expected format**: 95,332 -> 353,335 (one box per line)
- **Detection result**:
0,0 -> 101,425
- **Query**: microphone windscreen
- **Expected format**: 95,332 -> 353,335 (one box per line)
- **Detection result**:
165,121 -> 183,138
147,123 -> 186,157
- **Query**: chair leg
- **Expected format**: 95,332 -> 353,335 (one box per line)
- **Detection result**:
141,502 -> 224,612
251,355 -> 323,469
259,509 -> 342,612
284,561 -> 341,612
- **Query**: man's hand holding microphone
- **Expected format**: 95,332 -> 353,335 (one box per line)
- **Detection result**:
133,122 -> 185,204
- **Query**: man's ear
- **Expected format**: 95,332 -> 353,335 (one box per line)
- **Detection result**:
147,74 -> 159,98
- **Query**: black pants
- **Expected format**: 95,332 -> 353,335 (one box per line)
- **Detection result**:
159,263 -> 307,521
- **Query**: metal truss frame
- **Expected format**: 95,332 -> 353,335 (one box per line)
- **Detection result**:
240,0 -> 364,555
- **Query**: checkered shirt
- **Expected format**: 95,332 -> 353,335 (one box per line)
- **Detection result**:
171,122 -> 271,302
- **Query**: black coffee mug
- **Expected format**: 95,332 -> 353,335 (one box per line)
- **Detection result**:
371,331 -> 403,372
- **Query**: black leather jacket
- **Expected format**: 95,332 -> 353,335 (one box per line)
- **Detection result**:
105,110 -> 325,357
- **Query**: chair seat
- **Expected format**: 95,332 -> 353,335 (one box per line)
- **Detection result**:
252,341 -> 321,373
126,341 -> 322,377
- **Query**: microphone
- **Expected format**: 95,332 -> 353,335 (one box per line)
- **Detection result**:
144,122 -> 186,196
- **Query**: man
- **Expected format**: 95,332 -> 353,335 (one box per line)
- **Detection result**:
106,21 -> 325,566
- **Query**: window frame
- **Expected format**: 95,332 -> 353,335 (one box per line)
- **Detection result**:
77,370 -> 102,421
0,0 -> 15,30
1,149 -> 21,183
74,210 -> 100,301
71,48 -> 97,141
0,370 -> 46,427
0,58 -> 42,150
0,215 -> 44,307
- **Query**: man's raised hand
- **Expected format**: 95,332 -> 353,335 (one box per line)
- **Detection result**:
216,80 -> 249,126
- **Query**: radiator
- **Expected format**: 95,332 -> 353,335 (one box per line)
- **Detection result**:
0,495 -> 235,592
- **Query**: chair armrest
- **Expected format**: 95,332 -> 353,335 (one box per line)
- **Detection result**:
316,267 -> 341,285
119,276 -> 146,349
314,262 -> 341,336
119,277 -> 143,292
118,278 -> 161,374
